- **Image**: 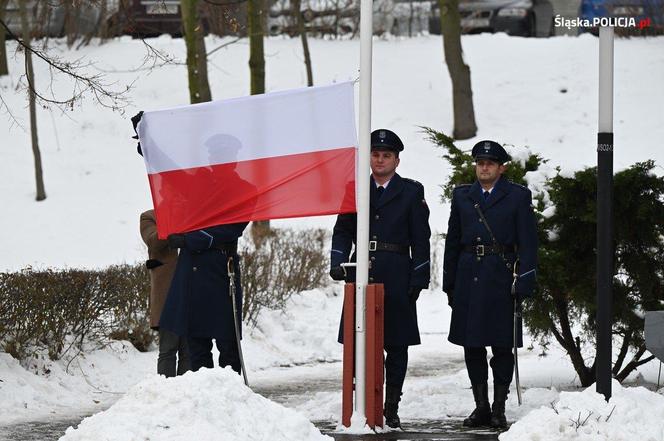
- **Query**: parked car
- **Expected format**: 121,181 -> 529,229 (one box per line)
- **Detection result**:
579,0 -> 664,35
3,0 -> 100,38
3,1 -> 64,38
430,0 -> 554,37
267,0 -> 431,36
107,0 -> 187,37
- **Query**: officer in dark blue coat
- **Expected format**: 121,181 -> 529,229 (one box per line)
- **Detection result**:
443,140 -> 537,429
330,129 -> 431,428
160,221 -> 249,373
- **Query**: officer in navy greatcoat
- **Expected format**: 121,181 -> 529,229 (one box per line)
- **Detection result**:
329,129 -> 431,428
443,140 -> 537,429
160,222 -> 249,373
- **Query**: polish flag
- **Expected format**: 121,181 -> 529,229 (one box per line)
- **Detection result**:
138,82 -> 358,239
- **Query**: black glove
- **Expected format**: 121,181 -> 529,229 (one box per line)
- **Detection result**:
329,266 -> 346,281
167,234 -> 186,249
408,287 -> 421,303
446,292 -> 453,307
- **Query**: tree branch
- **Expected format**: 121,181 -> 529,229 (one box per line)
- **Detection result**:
612,329 -> 632,376
0,17 -> 132,113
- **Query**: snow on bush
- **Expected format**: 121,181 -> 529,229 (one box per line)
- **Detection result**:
500,380 -> 664,441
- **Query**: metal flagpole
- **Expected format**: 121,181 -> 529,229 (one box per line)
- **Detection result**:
354,0 -> 373,426
596,26 -> 614,401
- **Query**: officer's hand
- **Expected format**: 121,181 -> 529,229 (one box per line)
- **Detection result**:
408,287 -> 421,303
167,234 -> 186,249
446,292 -> 453,307
329,266 -> 346,281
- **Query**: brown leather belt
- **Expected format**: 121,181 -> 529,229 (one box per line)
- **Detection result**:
463,244 -> 516,256
369,241 -> 409,255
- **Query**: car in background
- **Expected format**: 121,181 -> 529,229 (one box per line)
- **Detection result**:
107,0 -> 186,37
3,0 -> 100,38
579,0 -> 664,35
267,0 -> 431,36
430,0 -> 554,37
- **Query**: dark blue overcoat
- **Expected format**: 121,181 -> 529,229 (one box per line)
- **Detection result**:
331,173 -> 431,346
159,223 -> 248,342
443,176 -> 537,348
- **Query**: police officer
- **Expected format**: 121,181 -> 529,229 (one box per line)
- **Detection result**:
330,129 -> 431,428
160,222 -> 249,373
443,140 -> 537,429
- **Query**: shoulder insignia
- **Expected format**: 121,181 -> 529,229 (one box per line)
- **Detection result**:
403,177 -> 423,187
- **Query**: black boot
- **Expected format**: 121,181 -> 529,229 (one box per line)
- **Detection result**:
384,385 -> 402,428
463,383 -> 491,427
490,383 -> 510,429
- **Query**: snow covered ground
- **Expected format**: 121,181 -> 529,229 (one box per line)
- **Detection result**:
2,33 -> 664,270
2,33 -> 664,440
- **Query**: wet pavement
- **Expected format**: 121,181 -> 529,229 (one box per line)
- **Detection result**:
317,420 -> 500,441
0,355 -> 500,441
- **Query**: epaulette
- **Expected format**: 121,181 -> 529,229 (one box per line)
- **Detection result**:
403,177 -> 424,188
509,181 -> 530,192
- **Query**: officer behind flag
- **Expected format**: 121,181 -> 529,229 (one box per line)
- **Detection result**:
443,140 -> 537,428
330,129 -> 431,428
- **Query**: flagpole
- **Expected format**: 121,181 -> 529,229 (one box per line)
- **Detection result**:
354,0 -> 373,426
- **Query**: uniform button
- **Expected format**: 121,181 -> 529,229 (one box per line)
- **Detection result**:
372,235 -> 377,240
374,215 -> 380,220
476,237 -> 481,242
371,256 -> 376,261
476,256 -> 481,262
369,277 -> 374,282
192,266 -> 197,272
479,218 -> 482,222
473,277 -> 478,282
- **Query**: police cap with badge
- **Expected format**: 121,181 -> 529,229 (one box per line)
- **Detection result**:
371,129 -> 404,154
471,140 -> 511,164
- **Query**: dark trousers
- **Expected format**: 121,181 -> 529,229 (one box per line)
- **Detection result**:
157,329 -> 190,377
464,346 -> 513,386
385,345 -> 408,390
188,337 -> 241,374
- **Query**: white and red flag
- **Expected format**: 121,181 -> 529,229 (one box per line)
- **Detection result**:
138,82 -> 358,239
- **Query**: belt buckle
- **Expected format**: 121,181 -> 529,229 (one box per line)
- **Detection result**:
369,241 -> 377,251
476,245 -> 485,256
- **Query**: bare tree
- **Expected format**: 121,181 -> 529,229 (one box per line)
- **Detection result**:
292,0 -> 313,86
181,0 -> 212,103
439,0 -> 477,140
0,0 -> 8,76
18,0 -> 46,201
248,0 -> 270,241
0,5 -> 156,202
247,0 -> 265,94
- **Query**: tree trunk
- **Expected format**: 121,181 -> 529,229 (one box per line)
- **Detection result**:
181,0 -> 211,104
409,0 -> 414,37
248,0 -> 265,95
551,299 -> 595,386
63,0 -> 77,48
19,0 -> 46,201
248,0 -> 269,241
439,0 -> 477,140
0,0 -> 9,75
292,0 -> 313,86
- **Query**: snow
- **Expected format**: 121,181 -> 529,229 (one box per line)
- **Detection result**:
1,32 -> 664,439
500,380 -> 664,441
2,33 -> 664,270
58,368 -> 331,441
0,288 -> 344,426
